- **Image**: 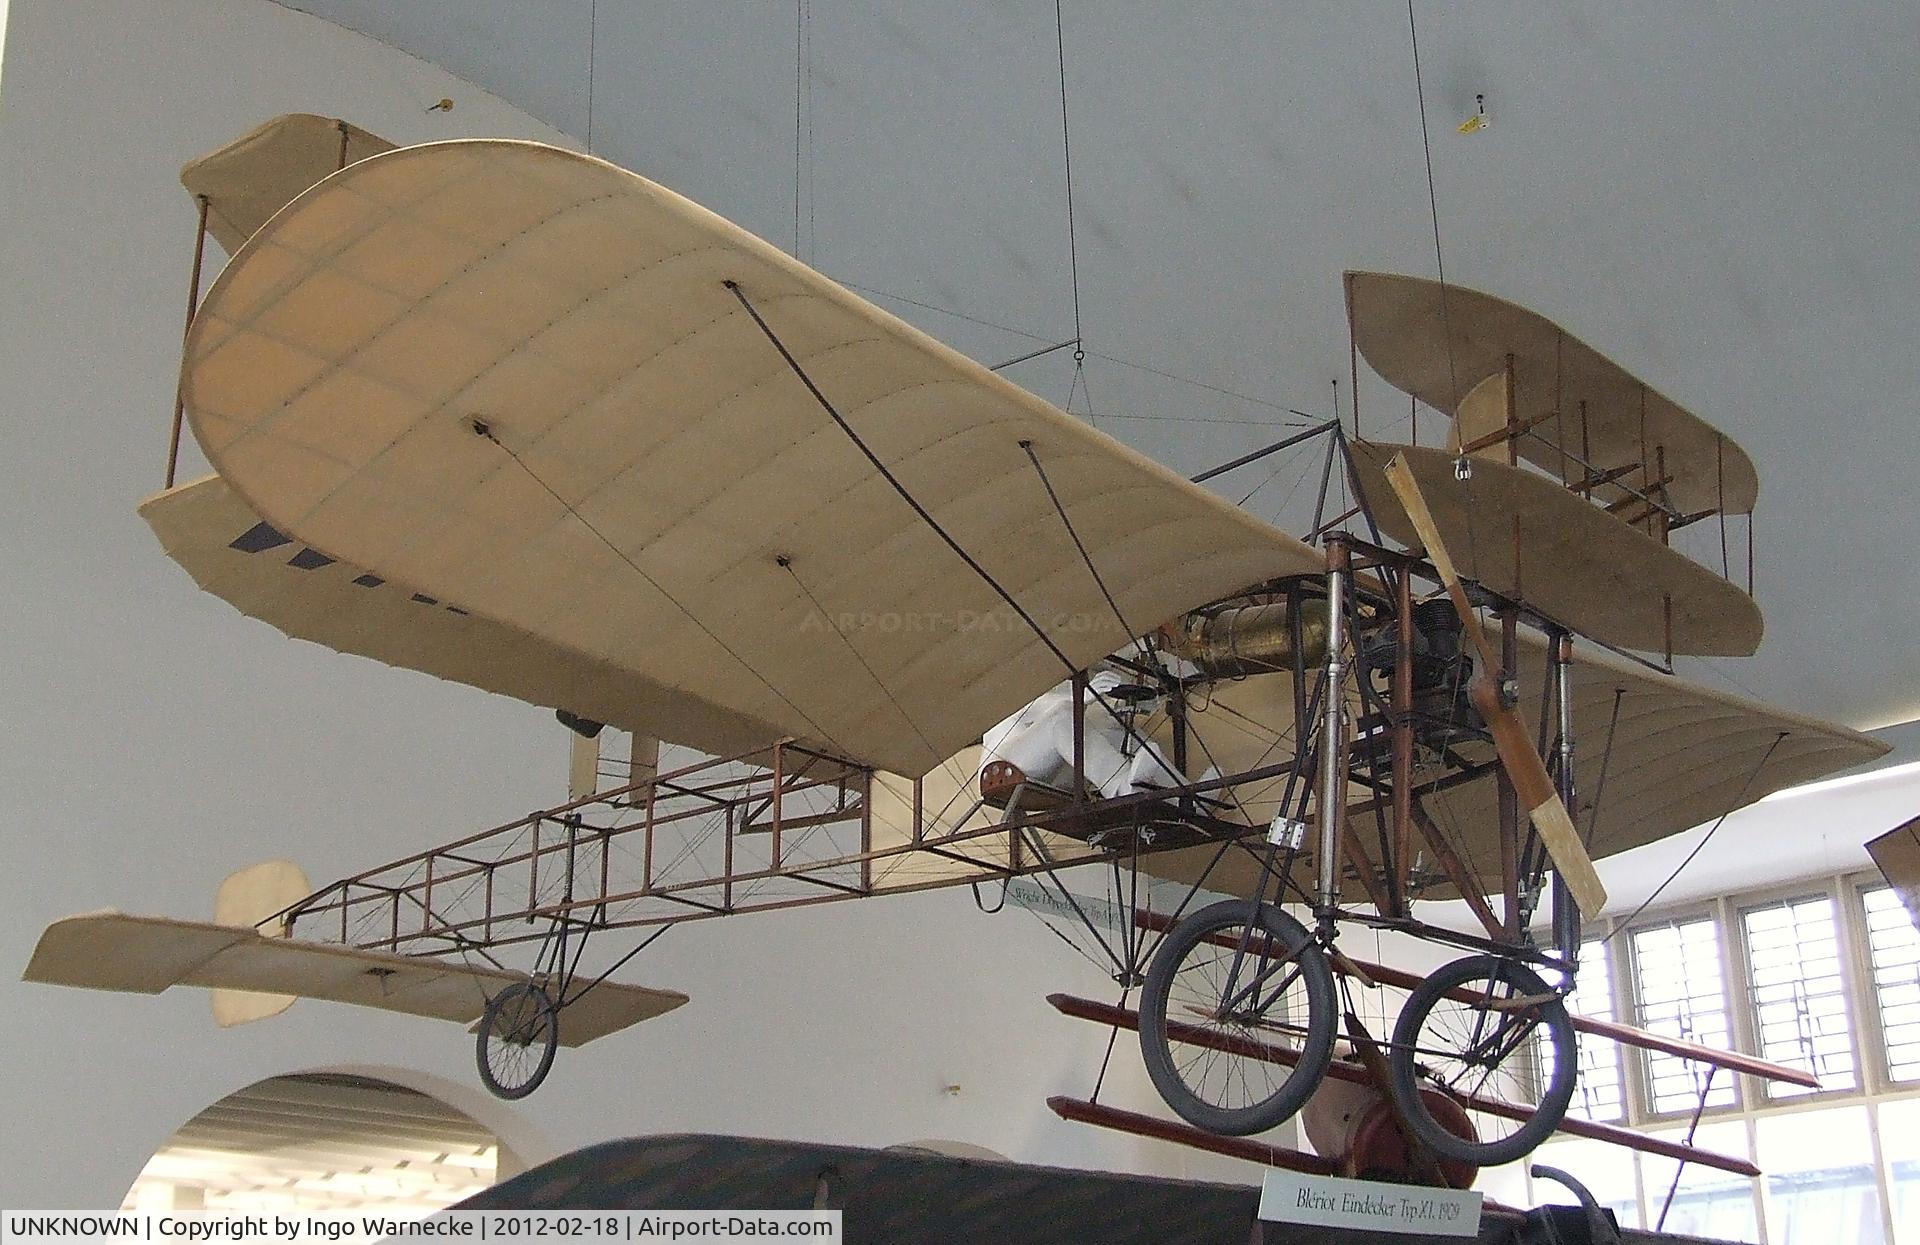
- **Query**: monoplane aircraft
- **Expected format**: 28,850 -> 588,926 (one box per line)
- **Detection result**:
24,115 -> 1888,1187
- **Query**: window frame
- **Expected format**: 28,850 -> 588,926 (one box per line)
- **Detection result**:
1621,897 -> 1748,1122
1728,881 -> 1869,1105
1850,875 -> 1920,1093
1535,870 -> 1920,1243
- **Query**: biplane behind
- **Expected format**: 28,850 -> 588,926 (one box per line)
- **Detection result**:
24,116 -> 1890,1187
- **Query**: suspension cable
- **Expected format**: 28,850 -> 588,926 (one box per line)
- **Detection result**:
1053,0 -> 1083,351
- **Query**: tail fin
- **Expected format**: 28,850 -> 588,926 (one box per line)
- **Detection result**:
210,860 -> 309,1027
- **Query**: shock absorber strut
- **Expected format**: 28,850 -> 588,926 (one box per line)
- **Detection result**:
1316,537 -> 1349,929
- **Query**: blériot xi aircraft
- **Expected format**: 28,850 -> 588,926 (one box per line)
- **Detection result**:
24,115 -> 1887,1189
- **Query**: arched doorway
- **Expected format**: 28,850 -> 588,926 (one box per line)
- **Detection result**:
123,1072 -> 498,1212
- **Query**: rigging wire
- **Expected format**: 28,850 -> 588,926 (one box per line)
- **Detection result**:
729,282 -> 1077,672
1405,0 -> 1460,419
1404,0 -> 1487,591
1604,732 -> 1788,941
794,0 -> 804,255
831,278 -> 1318,424
1072,354 -> 1098,427
468,420 -> 855,760
792,0 -> 816,260
585,0 -> 597,156
1582,688 -> 1626,849
1053,0 -> 1084,353
1090,350 -> 1308,421
1022,441 -> 1131,637
1238,430 -> 1325,508
734,280 -> 1231,827
806,10 -> 817,260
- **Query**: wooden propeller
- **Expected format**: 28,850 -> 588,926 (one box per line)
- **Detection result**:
1381,453 -> 1608,919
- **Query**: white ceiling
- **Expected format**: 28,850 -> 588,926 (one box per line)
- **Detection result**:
273,0 -> 1920,741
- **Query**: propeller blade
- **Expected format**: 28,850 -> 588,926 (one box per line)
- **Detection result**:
1382,453 -> 1608,919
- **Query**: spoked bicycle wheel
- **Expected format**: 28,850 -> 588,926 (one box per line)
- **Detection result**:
1138,900 -> 1337,1136
1388,954 -> 1576,1167
476,981 -> 560,1100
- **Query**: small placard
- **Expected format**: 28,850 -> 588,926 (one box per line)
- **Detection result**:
1259,1169 -> 1483,1237
1002,877 -> 1125,931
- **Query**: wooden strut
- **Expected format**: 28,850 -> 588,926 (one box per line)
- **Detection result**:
1578,401 -> 1593,499
1604,473 -> 1676,515
164,195 -> 211,490
1572,461 -> 1644,493
1047,1095 -> 1339,1175
1408,803 -> 1504,940
1341,832 -> 1393,916
1654,446 -> 1670,544
1503,353 -> 1519,467
1458,407 -> 1556,458
1046,994 -> 1762,1178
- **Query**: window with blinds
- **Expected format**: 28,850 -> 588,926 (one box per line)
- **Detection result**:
1632,916 -> 1738,1114
1861,885 -> 1920,1084
1740,894 -> 1855,1097
1565,939 -> 1626,1122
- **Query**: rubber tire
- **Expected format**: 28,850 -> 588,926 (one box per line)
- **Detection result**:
476,981 -> 560,1101
1388,954 -> 1576,1167
1139,900 -> 1337,1136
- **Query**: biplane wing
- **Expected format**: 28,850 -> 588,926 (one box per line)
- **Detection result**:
1345,271 -> 1758,515
176,138 -> 1323,778
181,113 -> 394,255
1345,442 -> 1763,657
22,912 -> 685,1046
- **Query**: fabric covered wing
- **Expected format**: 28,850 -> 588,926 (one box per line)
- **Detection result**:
144,476 -> 789,754
1345,271 -> 1758,515
179,139 -> 1320,777
1138,632 -> 1885,902
1346,443 -> 1762,656
181,114 -> 394,255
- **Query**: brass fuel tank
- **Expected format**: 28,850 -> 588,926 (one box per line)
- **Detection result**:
1159,598 -> 1330,678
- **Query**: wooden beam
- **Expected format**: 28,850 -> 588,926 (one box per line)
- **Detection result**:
1047,1096 -> 1338,1174
1048,994 -> 1761,1177
1409,802 -> 1505,940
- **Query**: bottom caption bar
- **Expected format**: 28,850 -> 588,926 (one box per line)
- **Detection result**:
4,1214 -> 842,1244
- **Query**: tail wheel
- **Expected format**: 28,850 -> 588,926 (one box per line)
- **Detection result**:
476,981 -> 559,1100
1388,954 -> 1576,1167
1138,900 -> 1337,1136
